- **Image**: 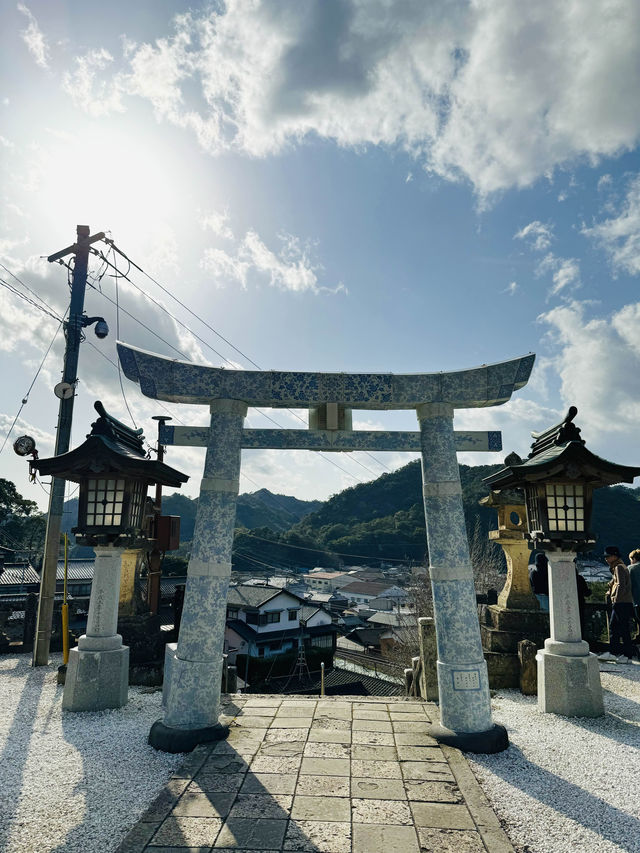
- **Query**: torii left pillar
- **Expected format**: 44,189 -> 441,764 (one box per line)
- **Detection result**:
149,399 -> 247,752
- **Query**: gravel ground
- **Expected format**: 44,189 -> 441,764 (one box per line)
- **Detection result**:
0,654 -> 182,853
469,664 -> 640,853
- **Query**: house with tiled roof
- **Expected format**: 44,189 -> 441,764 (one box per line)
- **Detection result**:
339,580 -> 408,606
224,583 -> 336,663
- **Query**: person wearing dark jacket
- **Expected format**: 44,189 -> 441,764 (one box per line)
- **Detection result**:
575,565 -> 591,640
530,553 -> 549,612
598,546 -> 638,664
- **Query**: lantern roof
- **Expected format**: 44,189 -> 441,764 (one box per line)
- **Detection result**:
484,407 -> 640,490
32,401 -> 189,488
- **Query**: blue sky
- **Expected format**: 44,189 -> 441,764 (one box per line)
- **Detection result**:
2,1 -> 640,511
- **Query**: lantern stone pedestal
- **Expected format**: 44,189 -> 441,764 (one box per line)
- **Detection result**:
536,552 -> 603,717
479,490 -> 548,688
63,546 -> 129,712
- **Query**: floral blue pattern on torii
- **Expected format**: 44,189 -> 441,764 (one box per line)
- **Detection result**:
117,343 -> 535,410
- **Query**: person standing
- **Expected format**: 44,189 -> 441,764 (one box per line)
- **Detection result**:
530,553 -> 549,612
598,546 -> 637,664
628,549 -> 640,640
575,563 -> 591,641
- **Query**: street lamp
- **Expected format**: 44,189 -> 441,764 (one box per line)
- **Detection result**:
485,406 -> 640,716
30,400 -> 188,712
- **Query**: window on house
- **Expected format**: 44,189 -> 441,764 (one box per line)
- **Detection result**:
226,608 -> 239,620
258,647 -> 265,657
311,635 -> 333,648
288,609 -> 298,621
264,611 -> 280,624
246,611 -> 259,625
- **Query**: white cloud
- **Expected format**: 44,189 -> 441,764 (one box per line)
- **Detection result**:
538,300 -> 640,448
503,281 -> 518,295
583,174 -> 640,275
597,173 -> 613,191
514,221 -> 554,252
61,49 -> 125,117
58,1 -> 640,197
202,209 -> 234,241
17,3 -> 49,69
201,228 -> 345,295
537,256 -> 581,296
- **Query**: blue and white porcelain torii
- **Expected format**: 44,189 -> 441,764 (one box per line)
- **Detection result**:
117,341 -> 535,753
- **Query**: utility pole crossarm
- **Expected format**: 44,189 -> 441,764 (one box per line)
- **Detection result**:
47,231 -> 105,264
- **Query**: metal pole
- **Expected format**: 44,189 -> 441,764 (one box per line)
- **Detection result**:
148,416 -> 170,615
320,661 -> 325,697
33,225 -> 104,666
62,533 -> 69,665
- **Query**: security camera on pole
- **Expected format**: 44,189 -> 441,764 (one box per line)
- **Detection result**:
29,225 -> 108,666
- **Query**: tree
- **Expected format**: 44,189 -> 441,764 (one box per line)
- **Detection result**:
0,477 -> 46,561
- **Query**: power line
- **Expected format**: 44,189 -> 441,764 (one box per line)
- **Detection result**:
0,316 -> 65,456
102,239 -> 391,476
235,529 -> 420,565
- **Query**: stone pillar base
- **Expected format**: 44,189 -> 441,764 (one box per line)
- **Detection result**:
148,719 -> 228,753
162,643 -> 224,729
63,645 -> 129,711
536,650 -> 604,717
429,722 -> 509,754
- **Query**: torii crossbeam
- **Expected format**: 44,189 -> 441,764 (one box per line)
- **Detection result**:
117,342 -> 535,754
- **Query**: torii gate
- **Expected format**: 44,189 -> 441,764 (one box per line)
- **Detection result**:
117,343 -> 535,753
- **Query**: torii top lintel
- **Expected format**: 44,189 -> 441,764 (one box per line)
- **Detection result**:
117,343 -> 535,410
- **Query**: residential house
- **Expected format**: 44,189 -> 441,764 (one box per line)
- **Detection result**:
301,570 -> 355,592
224,583 -> 336,662
339,580 -> 408,607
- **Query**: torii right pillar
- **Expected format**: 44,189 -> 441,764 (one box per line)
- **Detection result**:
417,403 -> 508,753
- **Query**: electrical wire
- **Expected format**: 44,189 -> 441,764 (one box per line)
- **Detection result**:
234,529 -> 419,565
112,248 -> 138,429
0,312 -> 65,457
100,239 -> 391,475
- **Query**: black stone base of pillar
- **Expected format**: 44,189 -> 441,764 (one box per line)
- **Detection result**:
148,719 -> 229,753
428,722 -> 509,754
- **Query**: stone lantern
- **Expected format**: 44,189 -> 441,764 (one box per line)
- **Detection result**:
31,401 -> 188,712
484,406 -> 640,716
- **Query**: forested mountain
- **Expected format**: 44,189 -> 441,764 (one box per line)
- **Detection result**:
6,465 -> 640,572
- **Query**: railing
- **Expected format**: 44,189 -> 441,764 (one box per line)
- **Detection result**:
333,647 -> 404,682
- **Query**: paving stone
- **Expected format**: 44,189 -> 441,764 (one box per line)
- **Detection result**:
352,797 -> 413,825
397,745 -> 444,761
388,712 -> 428,722
352,709 -> 389,720
189,773 -> 245,794
410,802 -> 475,829
291,794 -> 351,822
394,732 -> 439,746
401,761 -> 454,781
236,714 -> 278,726
240,773 -> 298,794
351,729 -> 395,745
172,792 -> 236,819
303,741 -> 351,758
352,823 -> 420,853
250,755 -> 302,774
307,728 -> 351,744
139,789 -> 181,822
300,756 -> 350,776
392,720 -> 432,733
212,740 -> 261,757
296,775 -> 350,797
259,741 -> 306,757
214,818 -> 287,849
270,717 -> 313,728
201,756 -> 250,775
284,820 -> 351,853
351,777 -> 407,800
143,848 -> 211,853
353,702 -> 388,709
149,816 -> 222,847
352,719 -> 393,732
314,707 -> 352,721
311,717 -> 351,730
351,744 -> 397,761
404,780 -> 463,803
274,707 -> 316,718
386,703 -> 425,713
351,759 -> 402,778
237,707 -> 278,716
228,793 -> 293,819
280,701 -> 317,710
115,820 -> 160,852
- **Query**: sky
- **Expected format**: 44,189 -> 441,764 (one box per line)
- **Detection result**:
1,0 -> 640,515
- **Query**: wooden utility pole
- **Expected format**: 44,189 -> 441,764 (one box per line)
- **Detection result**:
147,416 -> 171,615
33,225 -> 105,666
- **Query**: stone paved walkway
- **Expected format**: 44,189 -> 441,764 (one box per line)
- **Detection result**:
116,696 -> 514,853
